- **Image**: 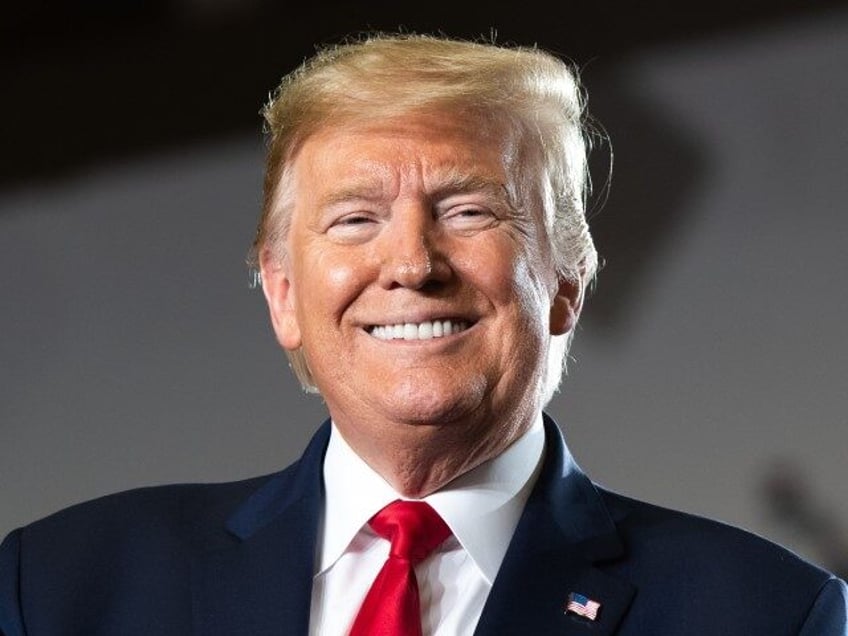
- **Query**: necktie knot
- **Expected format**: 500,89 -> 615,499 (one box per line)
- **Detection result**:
370,500 -> 451,565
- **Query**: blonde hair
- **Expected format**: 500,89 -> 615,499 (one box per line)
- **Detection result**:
251,34 -> 599,400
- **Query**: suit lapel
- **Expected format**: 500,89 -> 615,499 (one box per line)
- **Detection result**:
190,416 -> 636,635
192,422 -> 330,636
474,416 -> 636,635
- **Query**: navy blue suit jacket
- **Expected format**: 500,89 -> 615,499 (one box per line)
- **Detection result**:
2,416 -> 846,634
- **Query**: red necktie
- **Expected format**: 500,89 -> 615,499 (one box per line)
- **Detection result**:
349,500 -> 451,636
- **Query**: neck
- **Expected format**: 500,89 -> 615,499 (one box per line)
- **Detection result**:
332,409 -> 537,498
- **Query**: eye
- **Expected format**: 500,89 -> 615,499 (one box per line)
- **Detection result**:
441,206 -> 497,231
338,214 -> 374,226
326,212 -> 380,242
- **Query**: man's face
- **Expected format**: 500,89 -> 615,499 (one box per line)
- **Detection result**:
262,112 -> 579,481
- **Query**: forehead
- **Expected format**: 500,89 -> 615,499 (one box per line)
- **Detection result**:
290,112 -> 518,195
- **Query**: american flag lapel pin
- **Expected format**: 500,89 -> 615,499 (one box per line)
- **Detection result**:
565,592 -> 601,621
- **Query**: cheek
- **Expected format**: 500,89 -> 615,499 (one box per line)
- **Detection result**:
495,247 -> 555,352
463,236 -> 551,314
326,259 -> 360,294
298,246 -> 367,316
452,235 -> 516,291
518,268 -> 553,343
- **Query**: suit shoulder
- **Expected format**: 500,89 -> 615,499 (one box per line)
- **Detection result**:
0,473 -> 287,632
11,473 -> 280,560
599,487 -> 834,586
594,488 -> 848,633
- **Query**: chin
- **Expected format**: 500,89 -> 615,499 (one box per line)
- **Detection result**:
376,374 -> 488,427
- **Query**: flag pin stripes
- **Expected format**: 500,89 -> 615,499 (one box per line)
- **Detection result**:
565,592 -> 601,621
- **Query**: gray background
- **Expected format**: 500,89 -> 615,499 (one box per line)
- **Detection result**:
2,4 -> 846,576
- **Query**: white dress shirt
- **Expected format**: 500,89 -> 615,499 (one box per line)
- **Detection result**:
308,415 -> 545,636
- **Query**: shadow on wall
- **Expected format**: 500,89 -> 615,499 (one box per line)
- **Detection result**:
574,57 -> 848,578
761,458 -> 848,579
581,67 -> 709,333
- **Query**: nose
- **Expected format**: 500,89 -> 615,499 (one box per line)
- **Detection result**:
377,204 -> 450,290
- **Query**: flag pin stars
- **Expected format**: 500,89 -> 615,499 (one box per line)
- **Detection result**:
565,592 -> 601,621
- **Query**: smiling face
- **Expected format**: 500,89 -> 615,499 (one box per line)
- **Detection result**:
261,112 -> 581,494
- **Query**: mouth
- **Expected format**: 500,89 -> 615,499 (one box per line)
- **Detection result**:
367,319 -> 472,341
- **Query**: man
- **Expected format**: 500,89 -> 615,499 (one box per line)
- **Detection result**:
1,34 -> 846,635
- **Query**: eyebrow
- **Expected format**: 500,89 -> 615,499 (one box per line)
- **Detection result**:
426,171 -> 509,200
318,183 -> 388,208
316,169 -> 516,209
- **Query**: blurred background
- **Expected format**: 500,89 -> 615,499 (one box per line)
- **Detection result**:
2,1 -> 846,577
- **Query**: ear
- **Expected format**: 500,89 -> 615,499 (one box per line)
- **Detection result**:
549,273 -> 585,336
260,249 -> 302,350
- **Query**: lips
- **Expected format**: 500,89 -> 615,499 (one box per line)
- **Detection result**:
368,319 -> 471,341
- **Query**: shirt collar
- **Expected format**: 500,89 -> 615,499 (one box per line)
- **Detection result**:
318,414 -> 546,584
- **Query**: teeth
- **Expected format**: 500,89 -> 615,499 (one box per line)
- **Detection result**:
369,320 -> 469,341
